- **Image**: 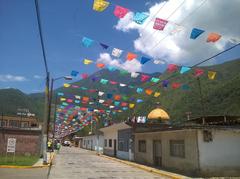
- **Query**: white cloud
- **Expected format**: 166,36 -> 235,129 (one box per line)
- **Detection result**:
114,0 -> 240,66
96,53 -> 142,73
33,75 -> 43,79
0,74 -> 27,82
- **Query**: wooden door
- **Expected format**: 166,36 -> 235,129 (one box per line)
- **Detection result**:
153,140 -> 162,167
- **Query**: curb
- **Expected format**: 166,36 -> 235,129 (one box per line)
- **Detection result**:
99,154 -> 189,179
0,153 -> 55,169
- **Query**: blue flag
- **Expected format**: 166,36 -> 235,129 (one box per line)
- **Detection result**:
71,70 -> 79,77
82,37 -> 94,47
107,93 -> 113,99
140,57 -> 151,64
190,28 -> 205,39
133,12 -> 149,24
100,43 -> 109,49
136,88 -> 143,94
180,66 -> 191,74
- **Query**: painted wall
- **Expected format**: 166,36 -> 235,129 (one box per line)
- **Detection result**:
82,135 -> 104,153
134,129 -> 199,176
103,130 -> 117,156
198,129 -> 240,176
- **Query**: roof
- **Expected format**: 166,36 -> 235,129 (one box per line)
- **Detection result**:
99,122 -> 131,133
147,108 -> 170,120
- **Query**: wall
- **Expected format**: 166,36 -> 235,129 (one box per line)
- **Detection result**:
0,128 -> 41,155
134,129 -> 199,176
117,128 -> 133,160
198,129 -> 240,177
103,130 -> 117,157
82,135 -> 104,153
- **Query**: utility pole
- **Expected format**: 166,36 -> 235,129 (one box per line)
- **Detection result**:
34,0 -> 50,164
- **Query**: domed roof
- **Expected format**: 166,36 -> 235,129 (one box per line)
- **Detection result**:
147,108 -> 170,120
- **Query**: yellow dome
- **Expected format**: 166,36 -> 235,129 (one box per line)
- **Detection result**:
147,108 -> 170,120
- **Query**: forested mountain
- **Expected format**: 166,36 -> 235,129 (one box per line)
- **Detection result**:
1,59 -> 239,123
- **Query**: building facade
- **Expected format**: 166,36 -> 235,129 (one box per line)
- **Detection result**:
134,127 -> 240,177
0,116 -> 39,129
82,134 -> 104,153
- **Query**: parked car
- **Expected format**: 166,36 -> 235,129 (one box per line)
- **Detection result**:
62,140 -> 71,146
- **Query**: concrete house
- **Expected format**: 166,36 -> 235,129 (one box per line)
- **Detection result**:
134,116 -> 240,177
99,122 -> 134,160
82,134 -> 104,153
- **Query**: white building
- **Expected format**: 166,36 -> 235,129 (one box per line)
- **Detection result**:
82,134 -> 104,154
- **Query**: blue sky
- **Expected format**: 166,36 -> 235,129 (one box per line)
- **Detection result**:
0,0 -> 240,93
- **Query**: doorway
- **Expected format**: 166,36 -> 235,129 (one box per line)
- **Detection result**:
153,140 -> 162,167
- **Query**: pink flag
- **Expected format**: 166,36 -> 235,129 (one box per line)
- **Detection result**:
153,18 -> 168,30
114,5 -> 129,18
110,81 -> 118,85
172,82 -> 181,89
81,73 -> 89,79
141,74 -> 150,82
167,64 -> 178,73
194,68 -> 204,77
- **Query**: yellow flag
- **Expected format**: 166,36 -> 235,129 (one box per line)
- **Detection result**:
129,103 -> 135,108
154,92 -> 161,97
83,59 -> 93,65
60,97 -> 66,101
93,0 -> 110,12
63,83 -> 70,88
208,71 -> 216,80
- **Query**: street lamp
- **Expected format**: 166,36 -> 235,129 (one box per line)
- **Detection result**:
47,76 -> 72,150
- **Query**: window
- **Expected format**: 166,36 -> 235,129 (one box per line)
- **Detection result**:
83,140 -> 86,145
9,120 -> 19,128
170,140 -> 185,158
104,139 -> 107,147
21,122 -> 29,128
0,120 -> 7,127
138,140 -> 146,153
109,139 -> 112,148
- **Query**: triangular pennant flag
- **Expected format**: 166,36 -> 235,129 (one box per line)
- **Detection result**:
98,91 -> 104,96
169,24 -> 184,35
120,69 -> 129,75
136,88 -> 143,94
113,5 -> 129,18
75,95 -> 81,99
122,96 -> 128,101
141,57 -> 151,64
72,85 -> 79,88
131,72 -> 140,78
114,101 -> 120,106
121,102 -> 128,107
57,92 -> 64,96
128,85 -> 135,89
153,18 -> 168,30
96,63 -> 105,68
93,0 -> 110,12
71,70 -> 79,77
151,77 -> 160,83
108,66 -> 117,71
194,68 -> 204,77
60,97 -> 66,101
122,107 -> 128,111
80,87 -> 88,90
112,48 -> 123,58
153,59 -> 165,65
133,12 -> 149,24
81,73 -> 89,79
141,74 -> 150,82
208,71 -> 216,80
63,83 -> 70,88
137,99 -> 143,103
83,59 -> 93,65
99,99 -> 105,104
180,66 -> 191,74
67,99 -> 73,103
167,64 -> 178,73
100,79 -> 108,84
172,82 -> 181,89
207,33 -> 221,42
107,93 -> 113,99
109,105 -> 115,109
99,43 -> 109,49
110,81 -> 118,85
114,95 -> 121,100
119,83 -> 127,87
145,89 -> 153,95
126,52 -> 137,61
75,100 -> 80,104
82,97 -> 89,102
82,37 -> 94,47
190,28 -> 205,39
154,92 -> 161,97
129,103 -> 135,108
162,80 -> 169,87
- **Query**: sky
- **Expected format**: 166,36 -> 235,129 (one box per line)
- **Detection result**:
0,0 -> 240,93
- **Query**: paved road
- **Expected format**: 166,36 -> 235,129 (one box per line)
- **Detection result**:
0,168 -> 48,179
49,147 -> 167,179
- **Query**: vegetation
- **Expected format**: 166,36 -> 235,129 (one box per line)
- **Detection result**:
0,155 -> 39,166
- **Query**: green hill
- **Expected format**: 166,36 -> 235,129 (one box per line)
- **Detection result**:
0,59 -> 239,123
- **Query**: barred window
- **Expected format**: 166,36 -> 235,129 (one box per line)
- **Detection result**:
109,139 -> 112,147
170,140 -> 185,158
138,140 -> 146,153
104,139 -> 107,147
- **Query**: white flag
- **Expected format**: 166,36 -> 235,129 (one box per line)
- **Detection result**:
112,48 -> 123,58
